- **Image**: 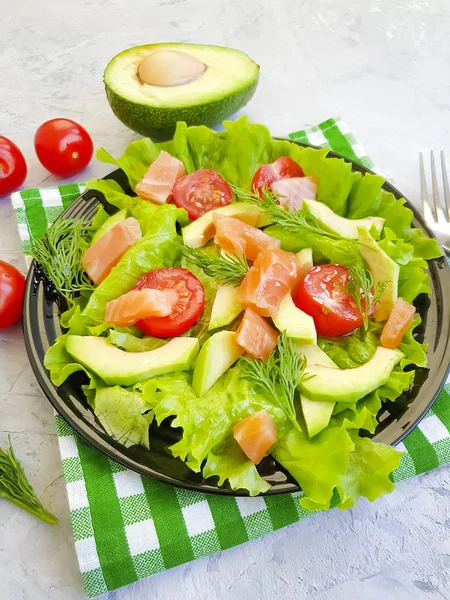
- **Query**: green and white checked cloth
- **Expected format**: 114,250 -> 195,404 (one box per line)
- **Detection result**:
10,117 -> 450,598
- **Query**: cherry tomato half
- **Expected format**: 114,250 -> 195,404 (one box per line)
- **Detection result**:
0,261 -> 26,329
294,264 -> 366,336
251,156 -> 304,196
135,267 -> 205,337
0,137 -> 27,196
172,169 -> 232,220
34,118 -> 93,177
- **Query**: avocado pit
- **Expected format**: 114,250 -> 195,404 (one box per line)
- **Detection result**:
138,50 -> 206,87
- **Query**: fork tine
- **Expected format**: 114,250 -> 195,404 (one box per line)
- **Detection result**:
430,151 -> 440,221
440,150 -> 450,222
419,152 -> 432,221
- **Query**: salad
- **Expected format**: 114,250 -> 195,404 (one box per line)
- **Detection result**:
37,117 -> 442,510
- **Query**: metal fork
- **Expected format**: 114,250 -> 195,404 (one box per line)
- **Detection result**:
419,151 -> 450,256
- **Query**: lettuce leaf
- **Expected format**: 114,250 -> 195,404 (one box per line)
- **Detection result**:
94,386 -> 153,448
142,369 -> 280,496
336,434 -> 404,509
273,425 -> 354,510
44,302 -> 100,388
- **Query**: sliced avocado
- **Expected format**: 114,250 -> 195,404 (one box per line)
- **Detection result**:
104,43 -> 259,139
294,343 -> 337,368
300,397 -> 335,439
296,248 -> 313,275
182,203 -> 272,248
299,346 -> 403,404
209,284 -> 244,331
358,227 -> 400,322
192,331 -> 244,396
303,198 -> 385,239
295,343 -> 337,438
91,209 -> 128,244
272,294 -> 317,344
66,335 -> 199,386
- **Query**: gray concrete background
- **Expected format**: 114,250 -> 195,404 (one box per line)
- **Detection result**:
1,1 -> 450,598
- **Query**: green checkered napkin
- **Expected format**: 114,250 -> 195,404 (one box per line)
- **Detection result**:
11,117 -> 450,598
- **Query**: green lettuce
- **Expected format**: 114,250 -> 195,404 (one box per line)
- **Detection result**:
336,434 -> 403,509
141,369 -> 286,495
94,386 -> 153,448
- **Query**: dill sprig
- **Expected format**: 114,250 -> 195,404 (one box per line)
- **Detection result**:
239,331 -> 309,434
345,263 -> 388,331
0,437 -> 58,525
179,243 -> 249,285
230,183 -> 346,242
30,218 -> 95,301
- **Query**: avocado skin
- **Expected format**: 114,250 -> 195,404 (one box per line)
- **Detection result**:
105,76 -> 259,140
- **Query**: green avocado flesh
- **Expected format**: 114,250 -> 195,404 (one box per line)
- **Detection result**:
66,335 -> 199,386
104,43 -> 260,139
299,346 -> 403,404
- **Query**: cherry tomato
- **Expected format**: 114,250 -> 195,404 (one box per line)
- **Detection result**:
294,264 -> 366,336
0,137 -> 27,196
0,261 -> 26,329
135,267 -> 205,337
172,169 -> 232,220
34,118 -> 93,177
252,156 -> 304,196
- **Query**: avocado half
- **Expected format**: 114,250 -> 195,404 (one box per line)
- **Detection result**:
104,43 -> 260,139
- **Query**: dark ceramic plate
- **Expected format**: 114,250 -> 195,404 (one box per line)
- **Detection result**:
23,145 -> 450,496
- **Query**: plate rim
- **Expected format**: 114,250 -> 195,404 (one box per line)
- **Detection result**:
22,140 -> 450,496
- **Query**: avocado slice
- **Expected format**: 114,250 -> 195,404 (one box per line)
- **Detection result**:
182,203 -> 272,249
273,294 -> 317,344
296,248 -> 313,275
299,346 -> 403,404
209,284 -> 244,331
192,331 -> 244,396
358,227 -> 400,322
91,209 -> 127,244
66,335 -> 199,386
295,343 -> 337,438
303,198 -> 385,239
104,43 -> 259,139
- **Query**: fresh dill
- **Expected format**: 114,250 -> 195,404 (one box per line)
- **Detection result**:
345,262 -> 388,331
179,243 -> 249,285
30,218 -> 95,301
239,331 -> 309,434
0,437 -> 58,525
230,183 -> 347,242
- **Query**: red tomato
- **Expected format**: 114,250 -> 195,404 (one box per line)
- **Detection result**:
0,137 -> 27,196
251,156 -> 304,196
34,118 -> 93,177
135,267 -> 205,337
172,169 -> 232,220
294,264 -> 366,336
0,261 -> 26,329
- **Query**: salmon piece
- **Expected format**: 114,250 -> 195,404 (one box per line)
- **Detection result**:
233,410 -> 277,464
272,175 -> 318,213
105,289 -> 176,326
235,309 -> 278,361
380,297 -> 415,349
214,214 -> 280,261
135,151 -> 186,205
82,217 -> 142,285
238,248 -> 298,317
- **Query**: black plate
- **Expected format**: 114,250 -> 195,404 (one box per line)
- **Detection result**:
23,145 -> 450,496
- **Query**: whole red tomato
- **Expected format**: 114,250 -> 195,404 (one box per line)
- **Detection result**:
34,118 -> 93,177
0,261 -> 26,329
0,137 -> 27,196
